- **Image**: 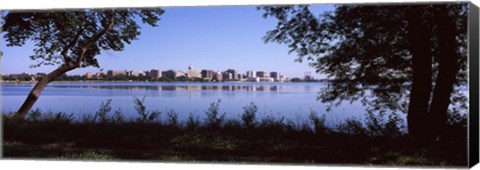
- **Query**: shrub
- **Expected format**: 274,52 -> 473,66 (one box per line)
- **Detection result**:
166,109 -> 179,127
186,112 -> 201,130
27,108 -> 42,122
335,118 -> 366,136
365,111 -> 384,137
133,96 -> 161,123
81,113 -> 96,124
223,119 -> 242,130
382,112 -> 405,138
309,110 -> 329,135
241,102 -> 257,128
364,111 -> 404,138
259,115 -> 285,129
40,110 -> 74,123
24,108 -> 69,123
113,108 -> 125,123
204,99 -> 226,129
95,99 -> 112,123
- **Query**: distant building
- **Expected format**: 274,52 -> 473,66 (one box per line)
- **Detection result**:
129,70 -> 145,77
304,75 -> 314,81
162,70 -> 176,80
246,70 -> 256,78
176,71 -> 186,78
107,70 -> 127,77
256,71 -> 268,78
213,71 -> 223,81
259,77 -> 274,82
201,69 -> 214,81
222,72 -> 229,80
85,72 -> 94,79
304,71 -> 314,81
226,69 -> 238,80
186,65 -> 201,78
270,71 -> 280,81
222,71 -> 233,81
279,75 -> 287,82
94,72 -> 106,79
149,69 -> 162,80
246,77 -> 260,82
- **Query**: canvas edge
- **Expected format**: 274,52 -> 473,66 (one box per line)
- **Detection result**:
468,1 -> 480,168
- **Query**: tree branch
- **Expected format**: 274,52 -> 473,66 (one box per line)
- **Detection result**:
61,28 -> 83,63
2,13 -> 43,32
73,13 -> 115,67
2,13 -> 25,31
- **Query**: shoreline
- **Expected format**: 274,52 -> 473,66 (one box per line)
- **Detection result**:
0,80 -> 326,84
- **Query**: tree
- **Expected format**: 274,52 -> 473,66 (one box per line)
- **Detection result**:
2,9 -> 164,117
260,3 -> 468,143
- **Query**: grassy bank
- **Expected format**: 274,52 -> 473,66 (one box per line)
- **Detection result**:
2,99 -> 467,166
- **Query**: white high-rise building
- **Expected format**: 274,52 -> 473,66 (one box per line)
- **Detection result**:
270,71 -> 280,81
246,70 -> 256,78
186,65 -> 201,78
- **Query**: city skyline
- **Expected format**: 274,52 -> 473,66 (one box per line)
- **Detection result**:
3,66 -> 295,81
2,65 -> 310,80
0,5 -> 334,79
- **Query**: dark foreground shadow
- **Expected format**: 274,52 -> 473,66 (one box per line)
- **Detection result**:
2,110 -> 467,167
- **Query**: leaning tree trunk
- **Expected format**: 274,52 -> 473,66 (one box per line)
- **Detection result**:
14,13 -> 114,118
15,64 -> 76,118
405,14 -> 434,144
429,8 -> 460,139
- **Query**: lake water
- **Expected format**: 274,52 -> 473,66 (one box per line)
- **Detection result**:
2,82 -> 376,125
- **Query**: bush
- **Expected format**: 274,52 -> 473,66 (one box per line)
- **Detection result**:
166,109 -> 179,127
26,108 -> 73,123
133,96 -> 161,123
38,110 -> 74,124
382,112 -> 405,138
335,118 -> 366,136
186,112 -> 201,130
95,99 -> 112,123
259,116 -> 285,129
364,111 -> 404,138
27,108 -> 42,122
113,108 -> 125,123
204,99 -> 226,129
241,102 -> 257,129
309,110 -> 329,135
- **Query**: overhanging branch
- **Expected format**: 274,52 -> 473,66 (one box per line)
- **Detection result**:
61,27 -> 83,63
74,12 -> 115,67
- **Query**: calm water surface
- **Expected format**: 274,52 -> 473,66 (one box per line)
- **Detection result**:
2,82 -> 372,124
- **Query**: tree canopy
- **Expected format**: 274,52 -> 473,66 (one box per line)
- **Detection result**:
2,9 -> 163,68
2,8 -> 164,117
260,4 -> 467,111
260,3 -> 468,142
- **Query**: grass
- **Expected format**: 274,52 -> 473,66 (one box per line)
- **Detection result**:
2,99 -> 468,166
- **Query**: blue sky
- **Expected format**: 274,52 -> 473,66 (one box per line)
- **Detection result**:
1,5 -> 334,78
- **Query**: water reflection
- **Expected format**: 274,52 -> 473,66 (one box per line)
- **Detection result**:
48,84 -> 287,92
1,82 -> 370,125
